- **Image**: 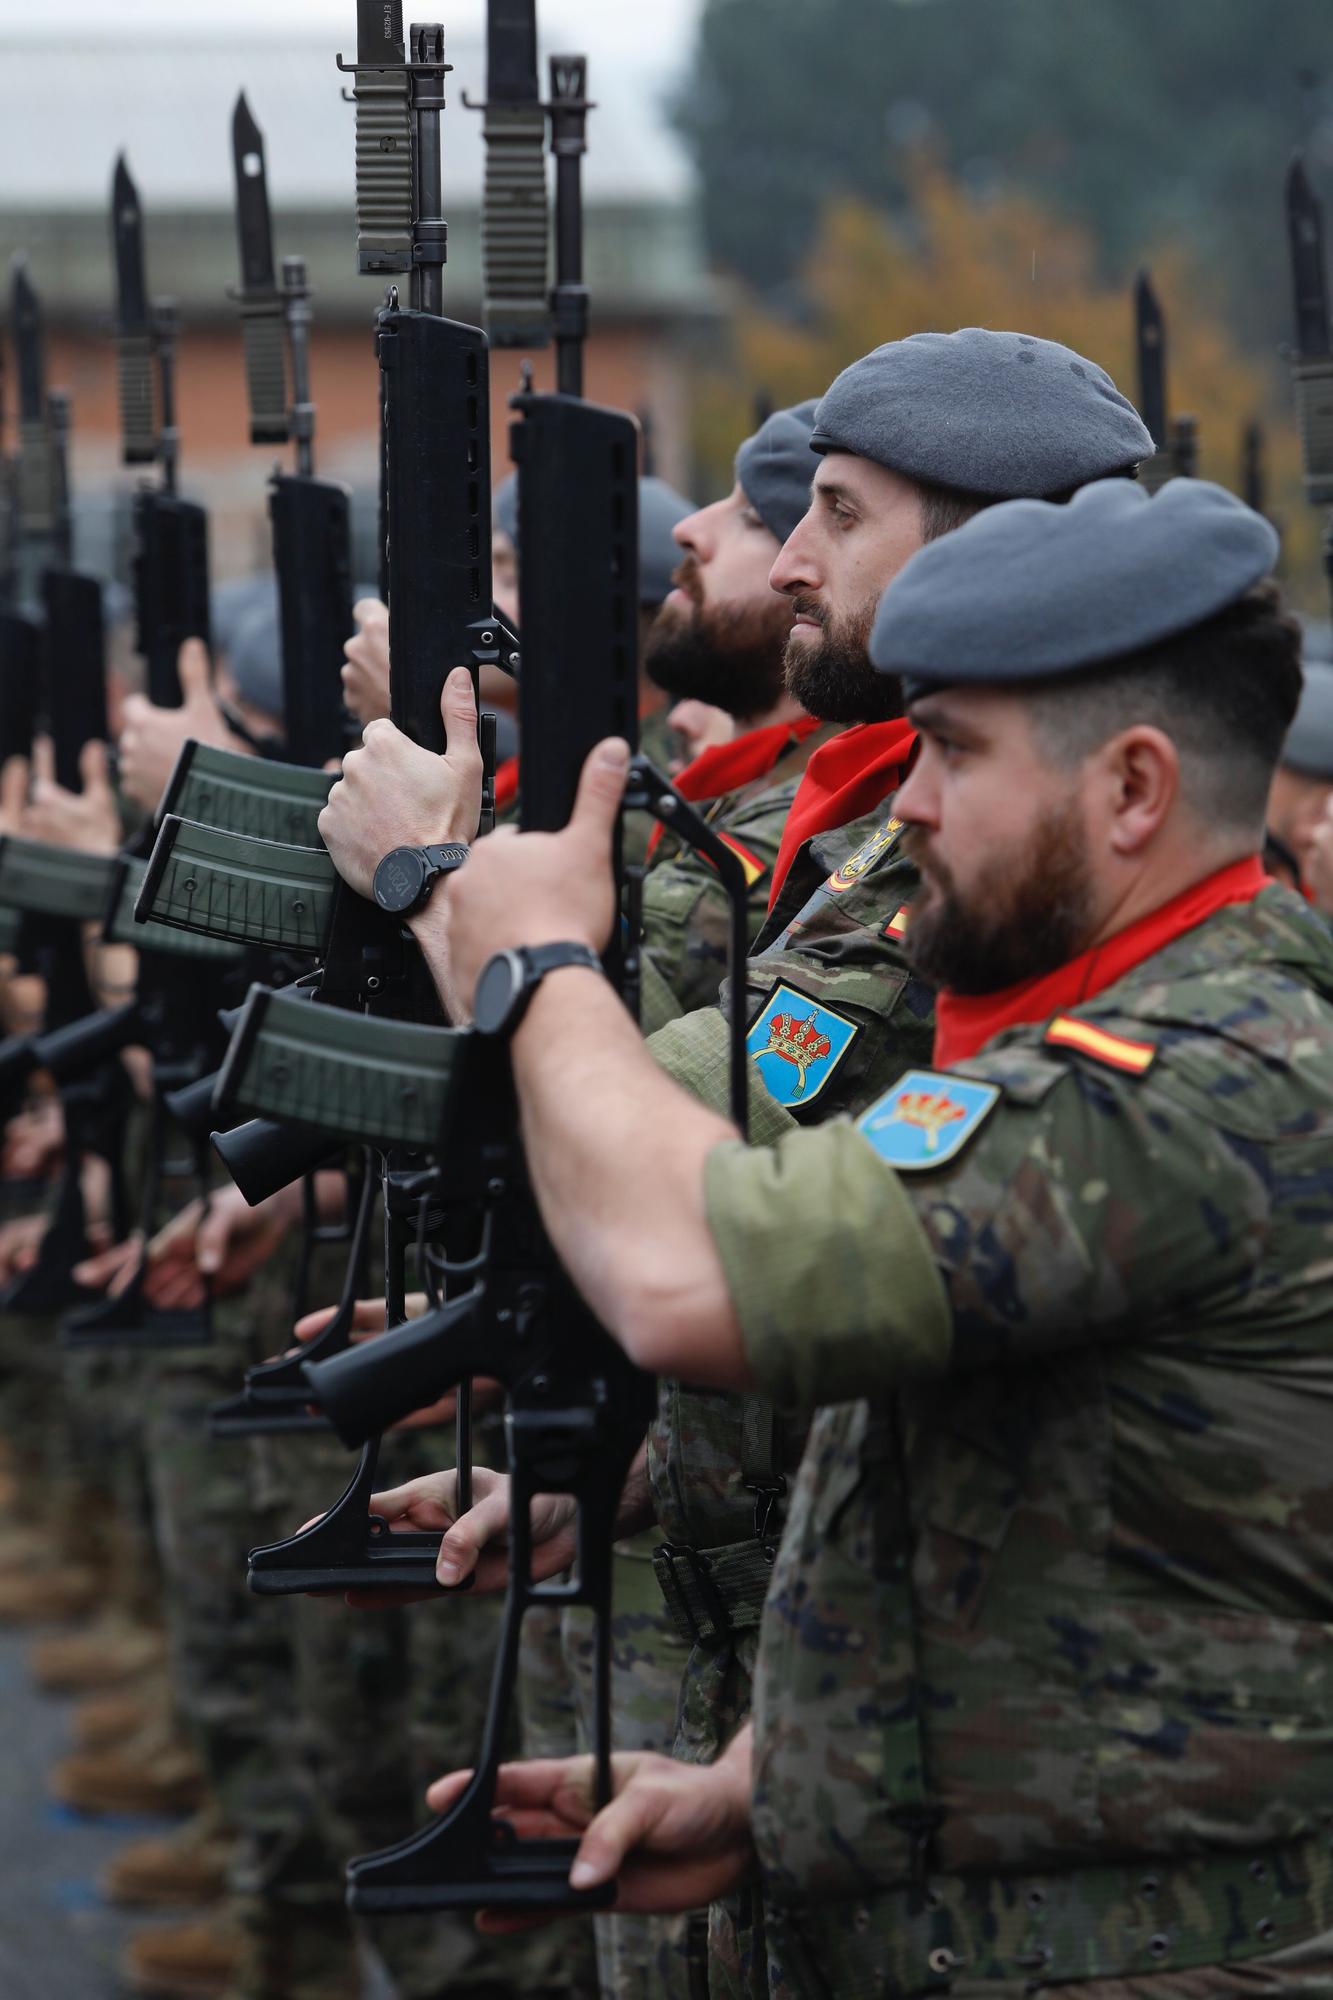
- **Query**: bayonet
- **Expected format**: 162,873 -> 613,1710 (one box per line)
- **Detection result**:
1286,154 -> 1333,512
466,0 -> 550,345
111,154 -> 156,465
10,259 -> 59,559
1134,269 -> 1167,451
336,0 -> 414,276
231,94 -> 288,445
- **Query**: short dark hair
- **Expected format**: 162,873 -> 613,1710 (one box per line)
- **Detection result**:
1027,578 -> 1302,833
915,463 -> 1140,544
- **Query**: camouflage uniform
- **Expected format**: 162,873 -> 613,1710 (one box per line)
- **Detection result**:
645,803 -> 928,1997
699,885 -> 1333,1997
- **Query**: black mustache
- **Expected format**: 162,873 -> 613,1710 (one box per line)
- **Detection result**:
788,593 -> 827,626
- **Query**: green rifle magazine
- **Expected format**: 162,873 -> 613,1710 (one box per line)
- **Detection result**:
159,740 -> 334,848
109,855 -> 244,962
0,837 -> 118,921
216,984 -> 460,1148
136,816 -> 338,954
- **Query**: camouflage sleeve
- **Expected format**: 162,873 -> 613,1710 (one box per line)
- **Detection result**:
704,1056 -> 1263,1404
639,848 -> 775,1019
650,1004 -> 800,1147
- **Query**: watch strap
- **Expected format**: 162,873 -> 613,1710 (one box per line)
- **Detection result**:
520,940 -> 603,982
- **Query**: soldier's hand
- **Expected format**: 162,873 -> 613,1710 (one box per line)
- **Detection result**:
1307,800 -> 1333,917
22,738 -> 121,855
3,1097 -> 65,1180
0,1211 -> 52,1282
0,753 -> 29,835
137,1182 -> 303,1311
424,1735 -> 756,1923
352,1465 -> 577,1598
340,597 -> 392,726
318,669 -> 482,898
71,1230 -> 143,1297
118,638 -> 241,814
433,735 -> 628,1016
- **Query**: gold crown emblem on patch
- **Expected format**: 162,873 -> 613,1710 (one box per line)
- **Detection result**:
890,1089 -> 968,1151
753,1010 -> 832,1099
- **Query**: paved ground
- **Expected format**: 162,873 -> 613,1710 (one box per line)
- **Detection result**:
0,1621 -> 185,2000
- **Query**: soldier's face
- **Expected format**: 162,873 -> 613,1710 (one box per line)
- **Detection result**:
770,456 -> 924,722
896,688 -> 1096,992
643,486 -> 793,717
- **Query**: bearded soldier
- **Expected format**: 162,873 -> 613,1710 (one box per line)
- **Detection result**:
419,475 -> 1333,1999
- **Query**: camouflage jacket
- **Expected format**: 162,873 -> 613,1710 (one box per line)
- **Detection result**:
646,805 -> 933,1568
638,724 -> 836,1019
702,888 -> 1333,1963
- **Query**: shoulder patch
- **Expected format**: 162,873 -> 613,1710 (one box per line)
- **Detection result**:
746,981 -> 861,1107
1044,1015 -> 1156,1075
883,903 -> 910,941
824,816 -> 904,894
857,1069 -> 1001,1170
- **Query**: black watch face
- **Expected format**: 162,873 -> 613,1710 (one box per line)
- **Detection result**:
474,950 -> 522,1036
373,846 -> 429,915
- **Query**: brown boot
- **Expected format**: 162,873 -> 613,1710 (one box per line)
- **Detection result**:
122,1915 -> 241,1998
51,1717 -> 205,1816
0,1565 -> 100,1623
31,1616 -> 166,1692
71,1678 -> 168,1750
103,1806 -> 235,1908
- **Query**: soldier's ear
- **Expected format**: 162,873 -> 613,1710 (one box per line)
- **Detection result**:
1103,725 -> 1179,857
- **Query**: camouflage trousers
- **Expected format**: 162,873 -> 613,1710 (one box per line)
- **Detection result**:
560,1528 -> 702,2000
673,1622 -> 767,2000
763,1911 -> 1333,1999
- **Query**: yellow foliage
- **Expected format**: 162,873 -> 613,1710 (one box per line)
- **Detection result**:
693,164 -> 1320,608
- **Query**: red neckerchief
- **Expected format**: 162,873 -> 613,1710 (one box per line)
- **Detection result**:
933,856 -> 1270,1068
645,717 -> 824,862
767,719 -> 918,910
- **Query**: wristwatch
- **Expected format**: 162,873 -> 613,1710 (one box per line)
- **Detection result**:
371,841 -> 470,917
473,941 -> 604,1037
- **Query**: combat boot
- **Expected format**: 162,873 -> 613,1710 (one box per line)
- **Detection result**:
71,1675 -> 169,1750
0,1562 -> 100,1623
30,1613 -> 166,1692
122,1913 -> 241,1998
51,1711 -> 205,1816
103,1804 -> 236,1908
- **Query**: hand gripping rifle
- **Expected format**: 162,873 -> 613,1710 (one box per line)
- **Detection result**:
1133,270 -> 1197,491
1286,156 -> 1333,615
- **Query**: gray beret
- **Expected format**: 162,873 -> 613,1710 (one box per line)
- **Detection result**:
1282,659 -> 1333,779
211,575 -> 276,661
227,590 -> 284,721
811,328 -> 1153,498
495,471 -> 695,608
870,477 -> 1280,689
735,399 -> 819,545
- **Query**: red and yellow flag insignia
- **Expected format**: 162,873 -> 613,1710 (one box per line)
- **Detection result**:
714,832 -> 768,888
883,904 -> 910,941
1045,1015 -> 1156,1075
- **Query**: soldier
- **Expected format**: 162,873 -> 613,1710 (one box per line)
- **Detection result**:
1266,654 -> 1333,891
423,474 -> 1333,1998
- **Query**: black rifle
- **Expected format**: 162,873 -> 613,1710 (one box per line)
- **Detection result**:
1133,269 -> 1194,491
1241,418 -> 1267,518
1286,156 -> 1333,615
56,158 -> 239,1348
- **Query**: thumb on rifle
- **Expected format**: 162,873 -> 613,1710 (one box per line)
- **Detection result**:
568,737 -> 630,854
440,668 -> 479,760
79,738 -> 112,799
0,754 -> 28,826
176,636 -> 211,705
30,736 -> 55,791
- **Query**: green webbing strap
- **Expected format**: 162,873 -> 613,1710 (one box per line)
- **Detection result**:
652,1536 -> 777,1645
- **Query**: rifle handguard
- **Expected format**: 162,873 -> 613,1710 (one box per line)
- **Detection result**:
158,739 -> 334,846
136,817 -> 337,954
1293,356 -> 1333,505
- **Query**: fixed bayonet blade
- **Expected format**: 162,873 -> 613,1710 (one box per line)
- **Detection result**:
1287,156 -> 1330,360
358,0 -> 405,65
1134,270 -> 1168,450
111,154 -> 150,339
232,94 -> 277,294
10,258 -> 44,425
487,0 -> 539,101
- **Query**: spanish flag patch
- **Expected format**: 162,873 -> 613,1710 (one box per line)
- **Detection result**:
1044,1015 -> 1156,1075
883,904 -> 910,941
713,832 -> 768,888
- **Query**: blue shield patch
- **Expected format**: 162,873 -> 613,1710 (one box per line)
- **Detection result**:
857,1069 -> 1000,1170
747,982 -> 860,1109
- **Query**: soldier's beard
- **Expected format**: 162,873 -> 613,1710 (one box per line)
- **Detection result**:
782,593 -> 903,723
644,563 -> 792,722
902,791 -> 1095,994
